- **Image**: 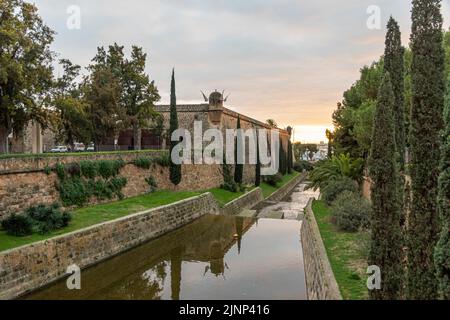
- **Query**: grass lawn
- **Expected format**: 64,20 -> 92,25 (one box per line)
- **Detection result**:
260,171 -> 300,198
312,200 -> 369,300
205,187 -> 256,207
0,149 -> 165,160
0,190 -> 200,253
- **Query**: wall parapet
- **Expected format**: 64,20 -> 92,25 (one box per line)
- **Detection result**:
220,188 -> 263,216
265,172 -> 307,202
0,192 -> 219,300
301,198 -> 342,300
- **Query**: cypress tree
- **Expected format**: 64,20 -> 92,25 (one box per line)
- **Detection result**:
368,73 -> 403,300
255,132 -> 261,186
434,75 -> 450,299
408,0 -> 445,299
169,69 -> 182,185
234,116 -> 243,184
384,17 -> 406,169
287,140 -> 293,174
384,17 -> 406,229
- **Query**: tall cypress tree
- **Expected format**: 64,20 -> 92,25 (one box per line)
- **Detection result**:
434,75 -> 450,299
368,73 -> 403,300
169,69 -> 181,185
255,132 -> 261,186
384,17 -> 406,169
408,0 -> 445,299
384,17 -> 406,229
234,116 -> 243,184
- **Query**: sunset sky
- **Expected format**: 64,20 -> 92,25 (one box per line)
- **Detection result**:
33,0 -> 450,143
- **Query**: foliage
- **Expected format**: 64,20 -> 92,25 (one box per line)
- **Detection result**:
134,157 -> 153,169
278,138 -> 287,175
287,140 -> 293,173
55,160 -> 127,206
435,75 -> 450,299
0,0 -> 55,153
330,191 -> 371,232
155,152 -> 171,167
52,59 -> 92,148
266,119 -> 278,128
145,176 -> 158,193
307,154 -> 364,191
293,142 -> 318,161
407,0 -> 445,299
234,116 -> 244,184
221,151 -> 240,192
1,214 -> 34,237
263,173 -> 283,187
1,204 -> 72,236
25,203 -> 71,234
169,69 -> 182,185
293,160 -> 314,173
321,177 -> 358,206
368,72 -> 403,299
255,134 -> 261,187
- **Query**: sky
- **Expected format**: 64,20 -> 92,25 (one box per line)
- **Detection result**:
32,0 -> 450,143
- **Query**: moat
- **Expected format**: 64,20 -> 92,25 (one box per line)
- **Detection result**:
23,183 -> 318,300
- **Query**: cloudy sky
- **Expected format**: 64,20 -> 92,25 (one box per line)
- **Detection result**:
32,0 -> 450,143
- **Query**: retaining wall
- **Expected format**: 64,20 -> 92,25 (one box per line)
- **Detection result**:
301,198 -> 342,300
221,188 -> 264,216
0,193 -> 219,300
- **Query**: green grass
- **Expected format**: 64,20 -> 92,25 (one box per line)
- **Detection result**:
312,200 -> 369,300
206,187 -> 253,206
0,149 -> 165,160
0,190 -> 200,252
260,171 -> 300,198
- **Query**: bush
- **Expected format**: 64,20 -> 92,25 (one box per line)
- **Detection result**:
134,157 -> 152,169
55,163 -> 66,180
145,176 -> 158,193
263,173 -> 283,187
80,161 -> 98,179
293,160 -> 314,172
25,204 -> 72,234
1,214 -> 34,236
330,191 -> 371,232
321,177 -> 358,205
58,178 -> 89,207
155,153 -> 171,167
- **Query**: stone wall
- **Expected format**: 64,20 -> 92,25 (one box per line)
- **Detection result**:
301,198 -> 342,300
0,151 -> 224,220
221,188 -> 264,216
265,172 -> 307,202
0,193 -> 219,300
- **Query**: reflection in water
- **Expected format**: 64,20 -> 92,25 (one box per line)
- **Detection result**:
24,215 -> 306,300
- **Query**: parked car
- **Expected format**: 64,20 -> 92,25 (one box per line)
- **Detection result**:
50,146 -> 69,153
73,143 -> 86,152
86,144 -> 95,152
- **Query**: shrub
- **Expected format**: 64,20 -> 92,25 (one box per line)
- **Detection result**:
155,153 -> 171,167
44,165 -> 51,175
293,160 -> 314,172
80,161 -> 98,179
55,163 -> 66,180
25,204 -> 72,234
66,163 -> 81,177
134,157 -> 152,169
263,173 -> 283,187
58,178 -> 89,207
145,176 -> 158,193
330,191 -> 371,232
321,177 -> 358,206
1,214 -> 34,236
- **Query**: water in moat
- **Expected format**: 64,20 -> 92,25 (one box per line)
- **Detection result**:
24,183 -> 316,300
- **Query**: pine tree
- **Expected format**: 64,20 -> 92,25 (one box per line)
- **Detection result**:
368,73 -> 404,300
434,75 -> 450,299
408,0 -> 445,299
169,69 -> 182,185
234,116 -> 243,184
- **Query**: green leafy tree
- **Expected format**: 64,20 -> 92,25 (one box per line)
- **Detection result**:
169,69 -> 181,185
234,116 -> 243,184
407,0 -> 445,300
434,75 -> 450,299
53,59 -> 91,149
0,0 -> 54,153
368,73 -> 403,300
84,68 -> 123,151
